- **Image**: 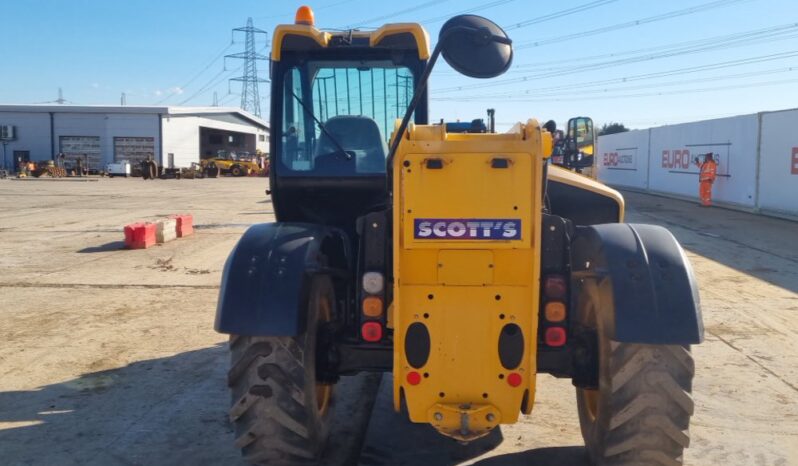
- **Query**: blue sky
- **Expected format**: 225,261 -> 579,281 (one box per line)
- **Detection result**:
1,0 -> 796,130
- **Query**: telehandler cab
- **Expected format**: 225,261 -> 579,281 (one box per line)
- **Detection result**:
216,7 -> 703,465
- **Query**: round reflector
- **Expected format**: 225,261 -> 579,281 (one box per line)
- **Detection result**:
507,372 -> 522,387
544,275 -> 567,299
406,371 -> 422,386
362,272 -> 384,295
544,302 -> 566,322
362,296 -> 383,317
545,327 -> 567,347
361,322 -> 383,342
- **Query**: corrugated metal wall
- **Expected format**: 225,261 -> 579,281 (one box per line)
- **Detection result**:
597,109 -> 798,218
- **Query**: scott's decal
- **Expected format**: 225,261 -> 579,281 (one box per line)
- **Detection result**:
414,219 -> 521,240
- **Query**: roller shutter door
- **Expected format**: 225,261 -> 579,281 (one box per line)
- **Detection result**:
60,136 -> 102,171
114,137 -> 155,164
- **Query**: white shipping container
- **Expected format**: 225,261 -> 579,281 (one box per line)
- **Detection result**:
758,109 -> 798,217
596,129 -> 650,190
648,115 -> 759,207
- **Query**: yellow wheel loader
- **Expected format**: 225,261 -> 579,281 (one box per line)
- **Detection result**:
215,7 -> 703,465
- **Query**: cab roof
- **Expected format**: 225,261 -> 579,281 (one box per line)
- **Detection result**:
271,23 -> 430,61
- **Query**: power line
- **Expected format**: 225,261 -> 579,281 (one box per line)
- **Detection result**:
434,26 -> 796,94
345,0 -> 444,28
504,0 -> 619,31
254,0 -> 360,21
515,0 -> 750,49
433,50 -> 798,100
447,65 -> 798,101
418,0 -> 517,25
511,22 -> 798,70
436,6 -> 790,77
179,64 -> 243,105
156,42 -> 233,104
485,77 -> 798,102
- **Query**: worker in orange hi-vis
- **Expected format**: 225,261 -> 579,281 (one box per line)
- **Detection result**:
694,152 -> 718,207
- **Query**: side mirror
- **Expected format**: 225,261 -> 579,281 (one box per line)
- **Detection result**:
565,116 -> 595,169
386,15 -> 512,181
439,15 -> 513,79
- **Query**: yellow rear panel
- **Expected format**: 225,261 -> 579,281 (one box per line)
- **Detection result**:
392,122 -> 547,440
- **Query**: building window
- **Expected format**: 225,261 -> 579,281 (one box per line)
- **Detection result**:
259,134 -> 265,142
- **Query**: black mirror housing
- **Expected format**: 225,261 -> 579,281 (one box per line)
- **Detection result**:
439,15 -> 513,79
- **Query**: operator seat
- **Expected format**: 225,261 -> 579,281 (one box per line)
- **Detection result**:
314,115 -> 388,175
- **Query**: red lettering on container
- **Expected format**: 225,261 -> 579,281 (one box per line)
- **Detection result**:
662,149 -> 691,169
603,152 -> 619,166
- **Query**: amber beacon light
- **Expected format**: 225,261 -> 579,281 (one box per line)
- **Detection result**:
295,6 -> 315,26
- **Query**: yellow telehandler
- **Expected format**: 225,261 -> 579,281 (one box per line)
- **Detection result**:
215,7 -> 703,465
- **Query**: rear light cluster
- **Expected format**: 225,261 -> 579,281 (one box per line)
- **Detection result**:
542,275 -> 568,347
360,272 -> 385,342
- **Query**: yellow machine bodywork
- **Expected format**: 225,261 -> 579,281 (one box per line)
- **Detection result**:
270,23 -> 430,61
392,121 -> 551,440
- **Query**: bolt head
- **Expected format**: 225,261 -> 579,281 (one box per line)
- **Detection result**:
434,412 -> 443,421
486,413 -> 496,422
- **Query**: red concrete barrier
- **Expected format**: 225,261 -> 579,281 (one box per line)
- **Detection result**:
170,214 -> 194,237
124,223 -> 156,249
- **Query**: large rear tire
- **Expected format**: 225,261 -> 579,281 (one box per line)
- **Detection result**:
227,277 -> 334,465
575,283 -> 695,466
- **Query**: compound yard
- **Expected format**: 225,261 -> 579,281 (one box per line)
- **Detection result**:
0,177 -> 796,465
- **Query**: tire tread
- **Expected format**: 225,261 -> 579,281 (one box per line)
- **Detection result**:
602,343 -> 694,465
228,334 -> 324,465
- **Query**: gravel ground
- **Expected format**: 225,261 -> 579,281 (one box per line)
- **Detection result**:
0,177 -> 795,465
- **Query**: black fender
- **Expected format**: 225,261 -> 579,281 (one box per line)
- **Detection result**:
214,222 -> 350,336
571,223 -> 704,345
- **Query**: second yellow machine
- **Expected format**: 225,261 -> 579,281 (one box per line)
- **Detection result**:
215,7 -> 703,466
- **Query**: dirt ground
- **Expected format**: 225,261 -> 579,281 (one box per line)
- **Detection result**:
0,177 -> 796,466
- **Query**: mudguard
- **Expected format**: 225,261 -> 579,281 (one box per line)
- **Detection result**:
571,223 -> 704,344
214,222 -> 350,336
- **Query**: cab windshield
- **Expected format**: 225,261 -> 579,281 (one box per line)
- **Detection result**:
280,59 -> 415,176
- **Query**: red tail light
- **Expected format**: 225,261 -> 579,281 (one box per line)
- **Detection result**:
361,322 -> 383,342
507,372 -> 522,387
545,327 -> 567,347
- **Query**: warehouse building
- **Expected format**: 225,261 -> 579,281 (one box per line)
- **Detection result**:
0,105 -> 269,171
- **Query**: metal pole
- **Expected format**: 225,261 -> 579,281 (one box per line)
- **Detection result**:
371,69 -> 376,121
383,69 -> 388,137
404,75 -> 409,109
323,77 -> 329,121
333,71 -> 339,116
358,70 -> 363,115
395,69 -> 399,116
316,79 -> 324,122
345,69 -> 351,114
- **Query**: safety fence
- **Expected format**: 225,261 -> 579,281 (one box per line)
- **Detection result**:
596,108 -> 798,219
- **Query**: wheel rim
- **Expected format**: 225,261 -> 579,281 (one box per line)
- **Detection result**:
580,300 -> 600,423
582,389 -> 599,421
315,294 -> 332,416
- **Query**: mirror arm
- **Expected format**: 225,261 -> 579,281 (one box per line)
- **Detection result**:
385,23 -> 512,190
385,40 -> 445,184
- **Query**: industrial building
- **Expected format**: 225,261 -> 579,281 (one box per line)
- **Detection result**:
0,105 -> 269,171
